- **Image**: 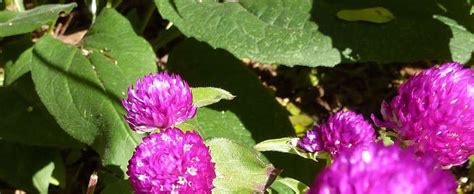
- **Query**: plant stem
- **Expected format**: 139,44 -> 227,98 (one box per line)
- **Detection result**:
48,18 -> 58,35
138,5 -> 155,35
15,0 -> 25,11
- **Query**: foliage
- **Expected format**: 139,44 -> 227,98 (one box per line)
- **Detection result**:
0,0 -> 472,193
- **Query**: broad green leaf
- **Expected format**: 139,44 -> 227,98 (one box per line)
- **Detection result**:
0,11 -> 18,22
191,87 -> 235,107
168,39 -> 322,184
207,138 -> 277,193
336,7 -> 395,24
155,0 -> 341,67
0,141 -> 59,193
0,79 -> 83,148
5,47 -> 32,85
157,0 -> 473,65
30,9 -> 157,176
0,3 -> 77,37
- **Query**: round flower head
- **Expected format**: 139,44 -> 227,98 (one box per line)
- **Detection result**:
308,143 -> 457,194
122,72 -> 197,132
127,127 -> 216,193
299,110 -> 375,157
374,62 -> 474,167
298,129 -> 324,153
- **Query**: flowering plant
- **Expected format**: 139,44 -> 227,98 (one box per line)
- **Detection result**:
0,0 -> 473,193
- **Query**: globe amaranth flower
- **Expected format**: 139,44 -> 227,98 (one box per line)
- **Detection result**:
298,110 -> 376,157
122,72 -> 197,133
373,62 -> 474,167
127,127 -> 216,193
308,143 -> 457,194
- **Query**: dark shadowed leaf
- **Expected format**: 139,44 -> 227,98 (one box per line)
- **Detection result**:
0,78 -> 83,148
0,141 -> 60,193
168,39 -> 323,184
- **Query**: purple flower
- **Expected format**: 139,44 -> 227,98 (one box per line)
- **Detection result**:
298,111 -> 375,157
373,62 -> 474,167
127,127 -> 216,193
308,143 -> 457,194
298,129 -> 324,153
122,72 -> 197,133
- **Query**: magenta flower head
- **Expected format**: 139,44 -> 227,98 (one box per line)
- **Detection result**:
122,72 -> 197,133
298,110 -> 376,157
127,127 -> 216,193
373,62 -> 474,167
308,143 -> 457,194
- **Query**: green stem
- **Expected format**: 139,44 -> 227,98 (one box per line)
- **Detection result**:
15,0 -> 25,12
138,5 -> 156,34
4,0 -> 25,11
150,27 -> 182,51
48,18 -> 58,35
112,0 -> 123,8
106,0 -> 113,8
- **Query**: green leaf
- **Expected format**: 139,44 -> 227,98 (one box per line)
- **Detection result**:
30,9 -> 157,176
0,34 -> 33,69
185,108 -> 256,146
254,137 -> 322,161
101,179 -> 133,194
207,138 -> 277,193
50,156 -> 66,189
155,0 -> 341,67
313,0 -> 474,64
254,137 -> 295,153
0,3 -> 77,37
336,7 -> 395,24
4,47 -> 32,85
434,15 -> 474,63
191,87 -> 235,107
0,141 -> 59,193
168,39 -> 323,185
156,0 -> 473,65
269,177 -> 309,194
0,79 -> 83,148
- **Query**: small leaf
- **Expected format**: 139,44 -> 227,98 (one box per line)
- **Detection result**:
207,138 -> 278,193
255,138 -> 326,162
5,47 -> 32,85
337,7 -> 395,24
0,3 -> 77,37
254,137 -> 296,153
434,15 -> 474,64
191,87 -> 235,107
270,177 -> 309,194
0,141 -> 59,193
